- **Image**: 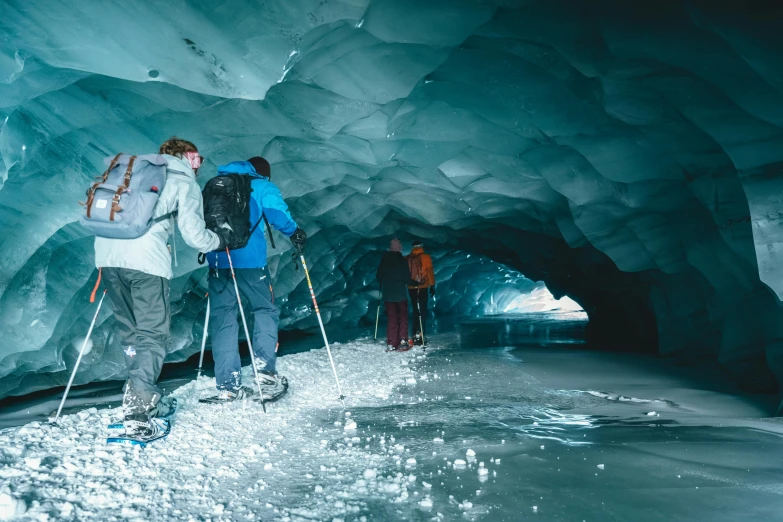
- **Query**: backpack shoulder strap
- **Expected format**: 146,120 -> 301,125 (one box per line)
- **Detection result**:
247,176 -> 277,249
152,210 -> 177,224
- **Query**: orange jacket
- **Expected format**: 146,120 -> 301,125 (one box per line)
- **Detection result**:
406,247 -> 435,289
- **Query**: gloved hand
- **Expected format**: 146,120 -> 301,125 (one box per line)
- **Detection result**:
211,222 -> 235,252
290,227 -> 307,254
214,231 -> 228,252
213,228 -> 233,252
430,285 -> 435,297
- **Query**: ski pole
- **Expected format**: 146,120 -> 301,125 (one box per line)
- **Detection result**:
300,254 -> 345,402
374,303 -> 381,340
225,248 -> 266,413
54,290 -> 107,423
374,281 -> 383,340
197,294 -> 210,378
417,286 -> 426,348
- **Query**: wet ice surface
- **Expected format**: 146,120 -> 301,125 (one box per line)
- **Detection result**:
2,314 -> 783,521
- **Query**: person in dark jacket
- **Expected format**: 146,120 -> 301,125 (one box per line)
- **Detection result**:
376,238 -> 411,351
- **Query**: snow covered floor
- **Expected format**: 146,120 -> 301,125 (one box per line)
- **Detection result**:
0,340 -> 432,521
3,316 -> 783,521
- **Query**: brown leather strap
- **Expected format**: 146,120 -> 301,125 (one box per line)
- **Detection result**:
85,182 -> 102,218
100,153 -> 122,182
122,156 -> 136,188
109,186 -> 126,221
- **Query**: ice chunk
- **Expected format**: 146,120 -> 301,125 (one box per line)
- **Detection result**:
0,490 -> 26,520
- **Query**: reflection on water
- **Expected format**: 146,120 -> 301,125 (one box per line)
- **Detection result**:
492,407 -> 596,445
456,311 -> 588,348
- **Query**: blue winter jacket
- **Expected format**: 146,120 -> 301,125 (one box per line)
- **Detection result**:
205,161 -> 298,269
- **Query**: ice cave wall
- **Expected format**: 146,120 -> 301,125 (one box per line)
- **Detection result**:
1,0 -> 782,398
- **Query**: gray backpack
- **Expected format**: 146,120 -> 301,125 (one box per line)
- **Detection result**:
80,153 -> 169,239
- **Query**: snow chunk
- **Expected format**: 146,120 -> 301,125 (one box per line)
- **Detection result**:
23,457 -> 41,470
0,491 -> 26,520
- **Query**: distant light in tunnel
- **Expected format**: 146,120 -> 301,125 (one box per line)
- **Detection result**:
503,286 -> 583,314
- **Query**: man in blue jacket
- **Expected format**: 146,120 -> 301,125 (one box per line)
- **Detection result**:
206,156 -> 306,401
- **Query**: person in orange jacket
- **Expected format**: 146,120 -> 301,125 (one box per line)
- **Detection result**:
406,240 -> 435,346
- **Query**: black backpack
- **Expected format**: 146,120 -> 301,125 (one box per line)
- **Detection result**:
202,174 -> 262,251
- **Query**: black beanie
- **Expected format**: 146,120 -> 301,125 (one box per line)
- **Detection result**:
248,156 -> 271,178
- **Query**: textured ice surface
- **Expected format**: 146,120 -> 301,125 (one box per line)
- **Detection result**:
1,0 -> 783,397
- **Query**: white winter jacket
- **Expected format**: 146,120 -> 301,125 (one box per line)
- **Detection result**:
94,154 -> 220,280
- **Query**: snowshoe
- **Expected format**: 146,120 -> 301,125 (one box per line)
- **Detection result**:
107,416 -> 171,447
413,334 -> 424,346
199,388 -> 249,404
253,374 -> 289,403
397,339 -> 412,352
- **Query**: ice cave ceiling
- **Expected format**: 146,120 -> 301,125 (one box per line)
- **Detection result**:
0,0 -> 782,399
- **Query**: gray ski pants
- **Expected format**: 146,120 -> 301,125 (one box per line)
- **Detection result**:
102,267 -> 170,416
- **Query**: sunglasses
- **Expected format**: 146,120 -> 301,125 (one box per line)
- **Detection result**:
185,151 -> 204,171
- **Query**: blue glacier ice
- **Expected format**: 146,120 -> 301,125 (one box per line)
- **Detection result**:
0,0 -> 782,403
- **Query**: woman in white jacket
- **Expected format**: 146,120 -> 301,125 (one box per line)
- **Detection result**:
95,137 -> 223,440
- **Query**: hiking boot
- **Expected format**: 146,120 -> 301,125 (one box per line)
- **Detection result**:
216,388 -> 248,402
413,333 -> 424,346
124,414 -> 155,438
397,339 -> 412,352
149,395 -> 177,418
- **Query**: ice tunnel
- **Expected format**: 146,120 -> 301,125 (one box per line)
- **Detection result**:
1,0 -> 783,402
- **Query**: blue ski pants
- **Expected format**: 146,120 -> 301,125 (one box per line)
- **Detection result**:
208,267 -> 278,391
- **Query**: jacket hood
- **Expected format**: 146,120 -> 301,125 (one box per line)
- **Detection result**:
164,154 -> 196,177
218,161 -> 262,176
411,246 -> 424,254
